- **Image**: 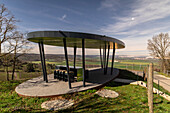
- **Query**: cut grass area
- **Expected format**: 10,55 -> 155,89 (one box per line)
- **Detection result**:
0,80 -> 49,112
120,61 -> 149,65
0,69 -> 170,112
60,82 -> 170,113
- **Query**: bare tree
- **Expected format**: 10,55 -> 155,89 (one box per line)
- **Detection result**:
8,31 -> 31,80
147,33 -> 170,73
0,4 -> 17,55
0,46 -> 13,81
165,52 -> 170,71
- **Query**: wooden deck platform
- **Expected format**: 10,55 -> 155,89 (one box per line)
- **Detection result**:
15,68 -> 119,97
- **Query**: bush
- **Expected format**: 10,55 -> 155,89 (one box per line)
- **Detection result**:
24,63 -> 35,72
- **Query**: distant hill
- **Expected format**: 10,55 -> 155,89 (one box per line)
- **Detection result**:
17,53 -> 155,62
18,53 -> 99,62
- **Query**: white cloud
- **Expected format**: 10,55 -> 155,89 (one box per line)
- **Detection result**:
100,0 -> 170,33
28,44 -> 100,55
98,0 -> 170,56
59,14 -> 67,21
99,0 -> 121,11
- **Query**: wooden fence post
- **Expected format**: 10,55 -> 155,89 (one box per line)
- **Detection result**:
148,63 -> 153,113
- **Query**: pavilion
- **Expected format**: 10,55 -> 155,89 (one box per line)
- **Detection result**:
27,31 -> 125,89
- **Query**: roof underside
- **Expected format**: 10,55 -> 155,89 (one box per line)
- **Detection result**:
27,31 -> 125,49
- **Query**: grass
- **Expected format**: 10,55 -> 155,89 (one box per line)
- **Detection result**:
61,82 -> 170,113
118,69 -> 144,81
0,69 -> 170,112
157,72 -> 170,78
118,69 -> 170,95
120,61 -> 149,65
0,80 -> 49,112
0,72 -> 9,81
31,60 -> 150,71
152,82 -> 170,96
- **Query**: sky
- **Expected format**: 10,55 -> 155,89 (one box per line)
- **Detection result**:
1,0 -> 170,56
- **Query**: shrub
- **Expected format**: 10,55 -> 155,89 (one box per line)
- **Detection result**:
24,63 -> 35,72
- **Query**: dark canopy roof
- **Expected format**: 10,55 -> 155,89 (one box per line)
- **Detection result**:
27,31 -> 125,49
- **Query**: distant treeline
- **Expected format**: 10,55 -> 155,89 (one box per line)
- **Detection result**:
17,53 -> 100,62
17,53 -> 157,62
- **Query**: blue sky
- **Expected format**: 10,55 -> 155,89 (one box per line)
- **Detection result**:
1,0 -> 170,56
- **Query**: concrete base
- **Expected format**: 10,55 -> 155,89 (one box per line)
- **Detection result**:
15,68 -> 119,97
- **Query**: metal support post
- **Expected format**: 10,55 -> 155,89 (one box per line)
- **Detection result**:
99,47 -> 103,68
103,43 -> 107,74
82,39 -> 86,87
105,44 -> 110,74
103,45 -> 105,70
74,46 -> 77,77
38,42 -> 46,81
39,42 -> 48,83
63,38 -> 71,89
41,42 -> 48,83
111,43 -> 115,75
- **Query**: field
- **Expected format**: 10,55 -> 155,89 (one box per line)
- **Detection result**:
0,57 -> 161,82
0,63 -> 53,81
31,59 -> 154,71
0,69 -> 169,112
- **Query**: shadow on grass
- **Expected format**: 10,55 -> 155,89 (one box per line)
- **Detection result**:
0,80 -> 24,92
118,69 -> 143,81
11,109 -> 49,113
60,93 -> 149,113
106,81 -> 130,87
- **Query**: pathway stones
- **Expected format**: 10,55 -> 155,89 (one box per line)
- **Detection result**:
96,89 -> 119,98
41,99 -> 74,111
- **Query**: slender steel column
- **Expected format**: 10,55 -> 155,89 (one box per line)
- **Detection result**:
104,43 -> 107,74
105,44 -> 110,74
41,42 -> 48,83
99,46 -> 103,68
63,38 -> 71,89
111,43 -> 116,75
82,39 -> 86,87
38,42 -> 46,81
74,46 -> 77,77
103,46 -> 105,70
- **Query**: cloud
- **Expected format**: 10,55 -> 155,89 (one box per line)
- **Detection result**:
59,14 -> 67,21
100,0 -> 170,34
28,44 -> 100,55
98,0 -> 170,56
99,0 -> 121,11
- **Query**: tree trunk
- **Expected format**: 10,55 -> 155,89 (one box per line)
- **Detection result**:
0,41 -> 1,55
6,66 -> 9,81
12,47 -> 17,80
161,59 -> 166,73
12,59 -> 16,80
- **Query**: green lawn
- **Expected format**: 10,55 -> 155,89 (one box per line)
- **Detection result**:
0,69 -> 169,112
0,80 -> 49,112
0,72 -> 9,81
